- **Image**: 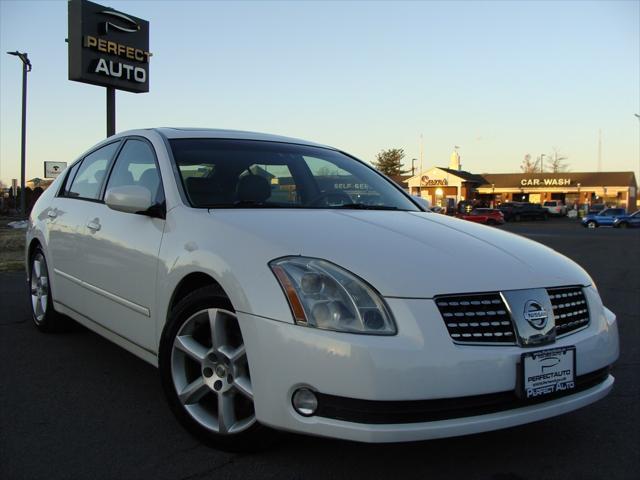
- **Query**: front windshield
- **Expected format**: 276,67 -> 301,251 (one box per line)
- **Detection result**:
169,139 -> 420,211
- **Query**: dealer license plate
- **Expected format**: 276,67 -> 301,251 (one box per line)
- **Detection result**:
521,346 -> 576,399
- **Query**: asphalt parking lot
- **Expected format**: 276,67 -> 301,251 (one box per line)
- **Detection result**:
1,219 -> 638,480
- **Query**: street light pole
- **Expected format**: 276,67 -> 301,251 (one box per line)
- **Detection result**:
7,51 -> 32,218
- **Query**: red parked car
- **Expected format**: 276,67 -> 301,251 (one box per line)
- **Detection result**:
456,208 -> 505,225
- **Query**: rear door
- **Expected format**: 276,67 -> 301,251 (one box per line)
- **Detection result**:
601,209 -> 624,226
73,138 -> 165,352
46,141 -> 121,314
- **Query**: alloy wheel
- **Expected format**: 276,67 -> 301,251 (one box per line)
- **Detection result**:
30,252 -> 49,323
170,308 -> 255,435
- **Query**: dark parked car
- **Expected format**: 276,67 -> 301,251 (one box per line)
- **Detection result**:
613,210 -> 640,228
581,208 -> 627,228
498,202 -> 549,222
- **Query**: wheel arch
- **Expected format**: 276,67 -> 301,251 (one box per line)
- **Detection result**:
27,237 -> 42,264
168,272 -> 229,317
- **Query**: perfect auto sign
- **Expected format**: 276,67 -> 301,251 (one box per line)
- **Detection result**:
68,0 -> 151,93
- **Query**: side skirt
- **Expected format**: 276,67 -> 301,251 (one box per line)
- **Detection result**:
54,300 -> 159,367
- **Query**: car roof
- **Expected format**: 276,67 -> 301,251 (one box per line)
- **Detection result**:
149,127 -> 337,150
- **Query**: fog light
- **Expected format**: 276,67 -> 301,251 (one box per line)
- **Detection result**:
292,388 -> 318,417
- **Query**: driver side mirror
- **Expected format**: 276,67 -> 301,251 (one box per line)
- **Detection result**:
105,185 -> 153,215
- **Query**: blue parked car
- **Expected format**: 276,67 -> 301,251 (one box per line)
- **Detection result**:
581,208 -> 627,228
613,210 -> 640,229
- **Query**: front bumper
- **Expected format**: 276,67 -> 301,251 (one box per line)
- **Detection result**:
237,291 -> 619,443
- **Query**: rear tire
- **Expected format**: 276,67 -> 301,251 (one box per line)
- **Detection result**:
159,286 -> 273,452
618,222 -> 629,229
587,221 -> 598,229
29,247 -> 71,333
515,214 -> 521,222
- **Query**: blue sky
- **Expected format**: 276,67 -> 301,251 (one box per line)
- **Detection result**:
1,0 -> 638,185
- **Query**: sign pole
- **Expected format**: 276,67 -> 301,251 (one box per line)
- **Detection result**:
106,87 -> 115,137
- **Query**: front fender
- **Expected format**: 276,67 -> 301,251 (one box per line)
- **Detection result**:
154,207 -> 295,349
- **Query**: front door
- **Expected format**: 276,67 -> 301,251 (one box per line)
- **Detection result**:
75,138 -> 165,352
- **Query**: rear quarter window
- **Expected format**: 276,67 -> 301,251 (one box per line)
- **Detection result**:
59,161 -> 82,197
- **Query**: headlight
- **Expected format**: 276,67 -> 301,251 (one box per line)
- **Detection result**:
270,257 -> 396,335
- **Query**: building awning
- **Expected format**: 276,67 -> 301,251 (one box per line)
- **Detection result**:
478,172 -> 637,189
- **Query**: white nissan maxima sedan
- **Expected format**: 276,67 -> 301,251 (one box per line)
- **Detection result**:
26,128 -> 619,451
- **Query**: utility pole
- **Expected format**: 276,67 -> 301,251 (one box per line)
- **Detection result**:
635,115 -> 640,182
6,51 -> 32,218
598,129 -> 602,172
419,134 -> 424,177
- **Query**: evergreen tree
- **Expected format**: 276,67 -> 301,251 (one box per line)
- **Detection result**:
373,148 -> 408,176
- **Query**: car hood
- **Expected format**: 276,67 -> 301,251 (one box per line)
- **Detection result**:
209,209 -> 592,298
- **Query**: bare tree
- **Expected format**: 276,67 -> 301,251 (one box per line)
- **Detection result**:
520,154 -> 539,173
546,148 -> 569,173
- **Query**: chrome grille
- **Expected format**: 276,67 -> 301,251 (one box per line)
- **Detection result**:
435,293 -> 516,344
547,286 -> 590,335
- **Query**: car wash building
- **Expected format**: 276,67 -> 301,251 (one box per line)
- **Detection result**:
405,150 -> 638,210
475,172 -> 638,209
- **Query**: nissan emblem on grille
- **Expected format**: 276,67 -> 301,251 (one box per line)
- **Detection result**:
523,300 -> 548,330
501,288 -> 556,347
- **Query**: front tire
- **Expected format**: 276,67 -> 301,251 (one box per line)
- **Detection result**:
159,286 -> 271,451
618,222 -> 629,229
29,247 -> 70,333
587,221 -> 598,229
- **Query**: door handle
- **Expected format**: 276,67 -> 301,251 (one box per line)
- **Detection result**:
47,210 -> 57,219
87,220 -> 101,232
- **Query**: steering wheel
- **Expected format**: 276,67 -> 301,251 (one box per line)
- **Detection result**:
308,190 -> 353,207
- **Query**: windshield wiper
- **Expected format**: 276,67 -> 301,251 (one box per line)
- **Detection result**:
333,203 -> 402,211
203,201 -> 294,209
